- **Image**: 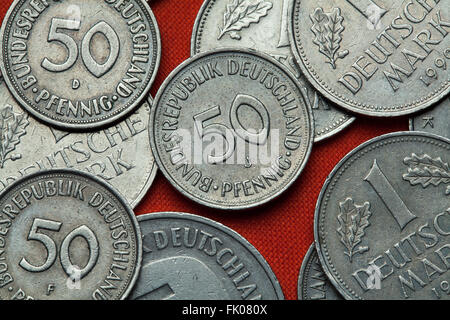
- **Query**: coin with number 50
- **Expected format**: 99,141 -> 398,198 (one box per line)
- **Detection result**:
0,0 -> 161,130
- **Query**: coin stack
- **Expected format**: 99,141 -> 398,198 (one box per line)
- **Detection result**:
0,0 -> 447,301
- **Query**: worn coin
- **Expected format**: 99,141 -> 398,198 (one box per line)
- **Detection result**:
0,0 -> 161,130
129,212 -> 284,300
0,77 -> 157,208
410,97 -> 449,139
298,244 -> 342,300
0,169 -> 142,300
191,0 -> 354,142
150,49 -> 314,210
315,131 -> 450,300
290,0 -> 449,117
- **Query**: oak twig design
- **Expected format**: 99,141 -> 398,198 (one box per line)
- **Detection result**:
310,7 -> 348,69
337,198 -> 371,262
218,0 -> 273,41
403,153 -> 450,195
0,105 -> 29,168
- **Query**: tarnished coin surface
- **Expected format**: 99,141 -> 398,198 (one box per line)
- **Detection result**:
150,49 -> 314,210
290,0 -> 449,117
298,244 -> 342,300
410,97 -> 449,139
129,212 -> 284,300
191,0 -> 354,142
0,77 -> 157,208
0,0 -> 161,130
315,132 -> 450,300
0,169 -> 142,300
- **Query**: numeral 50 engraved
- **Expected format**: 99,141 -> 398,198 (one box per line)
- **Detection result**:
20,218 -> 99,280
42,18 -> 120,78
193,94 -> 270,164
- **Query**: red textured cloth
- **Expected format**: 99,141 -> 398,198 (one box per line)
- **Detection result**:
0,0 -> 408,300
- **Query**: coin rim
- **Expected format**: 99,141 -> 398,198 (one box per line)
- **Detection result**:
0,168 -> 143,300
408,118 -> 415,131
313,131 -> 450,300
297,243 -> 315,300
150,48 -> 315,210
190,0 -> 355,142
0,74 -> 157,209
288,0 -> 450,117
0,0 -> 161,130
136,211 -> 285,300
130,95 -> 158,208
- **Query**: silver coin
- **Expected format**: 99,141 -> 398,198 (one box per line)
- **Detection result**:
290,0 -> 449,117
0,0 -> 161,130
298,244 -> 342,300
191,0 -> 354,142
0,77 -> 157,208
410,97 -> 449,139
129,212 -> 284,300
314,131 -> 450,300
0,169 -> 142,300
150,48 -> 314,210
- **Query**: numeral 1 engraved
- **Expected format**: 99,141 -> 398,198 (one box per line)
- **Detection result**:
277,0 -> 292,48
345,0 -> 387,22
364,160 -> 417,230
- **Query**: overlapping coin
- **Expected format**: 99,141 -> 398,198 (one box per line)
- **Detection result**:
298,244 -> 342,300
410,97 -> 449,139
0,0 -> 161,130
192,0 -> 354,142
0,77 -> 157,208
129,212 -> 284,300
315,132 -> 450,300
150,48 -> 314,210
0,169 -> 142,300
290,0 -> 449,116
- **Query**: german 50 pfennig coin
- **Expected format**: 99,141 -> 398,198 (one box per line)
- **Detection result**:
298,244 -> 342,300
0,169 -> 142,300
150,49 -> 314,210
315,132 -> 450,300
129,212 -> 284,300
410,97 -> 449,139
191,0 -> 354,142
0,77 -> 157,208
0,0 -> 161,130
290,0 -> 449,117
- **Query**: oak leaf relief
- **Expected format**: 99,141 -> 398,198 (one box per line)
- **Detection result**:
218,0 -> 273,40
0,105 -> 29,168
403,153 -> 450,195
310,7 -> 349,69
337,198 -> 372,262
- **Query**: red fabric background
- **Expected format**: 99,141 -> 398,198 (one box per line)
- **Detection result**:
0,0 -> 409,300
